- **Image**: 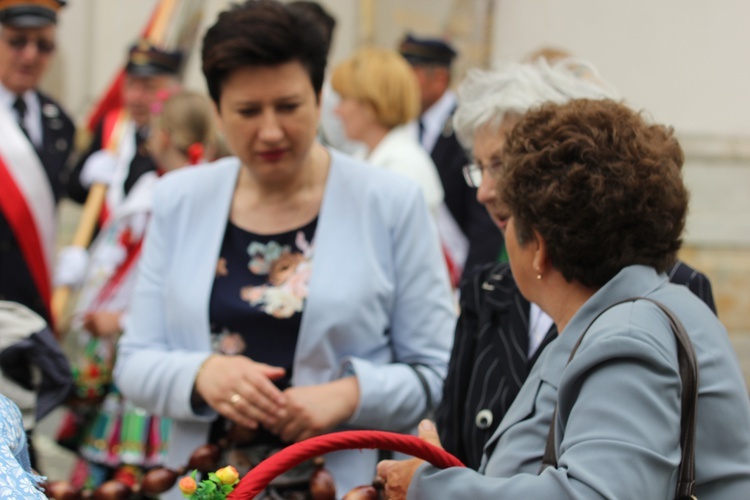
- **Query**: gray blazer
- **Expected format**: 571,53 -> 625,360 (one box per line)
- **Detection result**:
114,151 -> 455,497
410,265 -> 750,499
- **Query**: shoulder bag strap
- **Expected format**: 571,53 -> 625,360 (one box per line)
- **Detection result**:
539,297 -> 699,500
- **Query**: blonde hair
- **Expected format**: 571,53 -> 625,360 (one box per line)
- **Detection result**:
154,91 -> 216,159
331,47 -> 420,129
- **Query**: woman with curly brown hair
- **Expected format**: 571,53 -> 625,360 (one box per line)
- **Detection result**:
379,99 -> 750,499
436,59 -> 716,473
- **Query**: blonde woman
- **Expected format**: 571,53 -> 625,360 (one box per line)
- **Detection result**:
332,47 -> 444,216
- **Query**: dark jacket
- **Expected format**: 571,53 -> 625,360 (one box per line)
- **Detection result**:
430,120 -> 504,278
66,120 -> 157,205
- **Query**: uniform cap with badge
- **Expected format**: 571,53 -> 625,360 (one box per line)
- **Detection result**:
125,39 -> 184,77
0,0 -> 66,28
398,33 -> 457,68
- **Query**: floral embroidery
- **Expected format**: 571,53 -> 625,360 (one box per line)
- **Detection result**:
0,395 -> 46,498
240,231 -> 313,319
211,328 -> 247,355
216,257 -> 228,277
247,241 -> 288,274
269,253 -> 304,285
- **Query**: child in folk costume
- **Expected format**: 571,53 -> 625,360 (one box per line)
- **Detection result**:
61,91 -> 217,489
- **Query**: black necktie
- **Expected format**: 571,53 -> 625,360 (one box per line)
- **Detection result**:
418,118 -> 425,145
12,97 -> 30,139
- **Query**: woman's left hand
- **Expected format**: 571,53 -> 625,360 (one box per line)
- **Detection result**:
376,420 -> 441,500
266,377 -> 359,442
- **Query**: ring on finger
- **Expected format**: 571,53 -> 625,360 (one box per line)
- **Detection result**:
230,393 -> 242,406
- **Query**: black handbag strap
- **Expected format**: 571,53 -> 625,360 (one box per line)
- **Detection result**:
539,297 -> 699,500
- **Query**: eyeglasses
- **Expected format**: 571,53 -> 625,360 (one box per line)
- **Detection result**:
462,159 -> 503,188
1,35 -> 56,55
462,163 -> 482,188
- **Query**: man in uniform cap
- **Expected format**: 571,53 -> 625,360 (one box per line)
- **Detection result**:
59,40 -> 182,288
66,39 -> 182,212
0,0 -> 74,322
399,33 -> 503,282
0,0 -> 74,469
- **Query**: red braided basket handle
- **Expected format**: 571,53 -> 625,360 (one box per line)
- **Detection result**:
228,430 -> 465,498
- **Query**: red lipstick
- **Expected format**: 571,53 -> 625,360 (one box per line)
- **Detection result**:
258,149 -> 286,161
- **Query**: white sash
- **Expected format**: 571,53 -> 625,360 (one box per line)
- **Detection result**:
0,99 -> 56,275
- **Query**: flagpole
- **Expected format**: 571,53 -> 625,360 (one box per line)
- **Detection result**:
51,107 -> 130,330
52,0 -> 203,333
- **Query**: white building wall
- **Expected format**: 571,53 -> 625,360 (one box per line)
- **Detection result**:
490,0 -> 750,137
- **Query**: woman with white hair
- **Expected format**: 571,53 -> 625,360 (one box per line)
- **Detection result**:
431,58 -> 716,471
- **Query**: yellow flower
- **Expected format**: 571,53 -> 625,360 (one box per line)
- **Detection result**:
179,476 -> 198,496
215,465 -> 240,485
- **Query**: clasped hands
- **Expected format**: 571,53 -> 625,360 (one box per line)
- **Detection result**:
194,354 -> 359,443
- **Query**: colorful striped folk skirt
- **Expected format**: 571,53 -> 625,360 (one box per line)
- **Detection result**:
80,390 -> 171,468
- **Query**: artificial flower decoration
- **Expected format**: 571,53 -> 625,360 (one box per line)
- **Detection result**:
179,466 -> 239,499
178,475 -> 198,496
215,466 -> 240,485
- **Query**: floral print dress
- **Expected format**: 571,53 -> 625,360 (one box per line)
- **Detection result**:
208,217 -> 317,479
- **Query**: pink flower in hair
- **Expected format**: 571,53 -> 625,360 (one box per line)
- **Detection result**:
150,87 -> 180,115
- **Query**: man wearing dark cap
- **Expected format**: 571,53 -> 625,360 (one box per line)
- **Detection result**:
399,34 -> 503,282
66,39 -> 182,215
0,0 -> 74,321
0,0 -> 74,471
58,40 -> 181,287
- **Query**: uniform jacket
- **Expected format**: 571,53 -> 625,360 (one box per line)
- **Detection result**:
0,91 -> 74,322
412,265 -> 750,499
437,260 -> 718,470
35,91 -> 75,201
114,151 -> 455,498
427,104 -> 503,277
66,119 -> 157,205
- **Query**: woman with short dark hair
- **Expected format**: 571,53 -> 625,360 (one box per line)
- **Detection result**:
379,99 -> 750,499
201,0 -> 328,104
114,1 -> 454,498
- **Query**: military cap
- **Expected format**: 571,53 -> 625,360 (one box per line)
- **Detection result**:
0,0 -> 66,27
398,33 -> 457,67
125,39 -> 183,77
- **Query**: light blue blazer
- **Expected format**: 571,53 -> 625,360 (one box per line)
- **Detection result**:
410,265 -> 750,499
114,151 -> 456,497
